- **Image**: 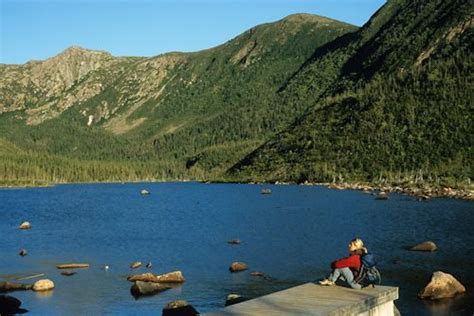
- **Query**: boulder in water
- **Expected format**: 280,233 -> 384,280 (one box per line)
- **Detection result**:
261,189 -> 272,195
57,263 -> 89,269
418,271 -> 466,299
162,300 -> 199,316
19,249 -> 28,257
128,271 -> 185,283
130,281 -> 171,298
32,279 -> 54,291
375,192 -> 388,200
130,262 -> 142,269
19,222 -> 31,230
227,239 -> 241,245
140,190 -> 150,195
229,262 -> 248,272
0,295 -> 28,314
410,241 -> 437,252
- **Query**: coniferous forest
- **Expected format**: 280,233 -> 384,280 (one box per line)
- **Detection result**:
0,0 -> 472,191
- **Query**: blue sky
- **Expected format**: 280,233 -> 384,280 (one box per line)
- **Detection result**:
1,0 -> 386,64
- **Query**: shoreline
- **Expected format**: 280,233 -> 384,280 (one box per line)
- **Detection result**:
1,179 -> 472,201
319,182 -> 474,201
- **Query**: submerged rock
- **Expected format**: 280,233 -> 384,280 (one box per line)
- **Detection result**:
130,261 -> 142,269
250,271 -> 265,277
61,271 -> 76,276
229,262 -> 248,272
0,295 -> 28,314
410,241 -> 438,252
19,222 -> 31,230
15,273 -> 45,281
418,271 -> 466,299
127,271 -> 185,283
130,281 -> 171,298
0,282 -> 32,292
261,189 -> 272,195
146,262 -> 153,269
32,279 -> 54,291
162,300 -> 199,316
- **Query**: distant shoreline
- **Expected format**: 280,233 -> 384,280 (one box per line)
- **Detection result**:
1,179 -> 472,201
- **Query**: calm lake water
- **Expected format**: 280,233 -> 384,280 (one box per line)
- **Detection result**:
1,183 -> 473,315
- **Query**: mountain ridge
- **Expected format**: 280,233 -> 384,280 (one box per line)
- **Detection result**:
0,13 -> 358,184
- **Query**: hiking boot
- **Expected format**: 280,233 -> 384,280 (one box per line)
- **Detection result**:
318,279 -> 335,286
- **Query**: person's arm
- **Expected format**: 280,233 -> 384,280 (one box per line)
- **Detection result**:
332,255 -> 360,269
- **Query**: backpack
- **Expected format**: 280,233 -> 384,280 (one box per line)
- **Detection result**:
355,253 -> 382,287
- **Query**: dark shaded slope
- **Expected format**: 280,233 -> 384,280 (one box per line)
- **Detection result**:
229,0 -> 473,186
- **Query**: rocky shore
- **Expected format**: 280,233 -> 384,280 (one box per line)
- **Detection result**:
314,182 -> 473,201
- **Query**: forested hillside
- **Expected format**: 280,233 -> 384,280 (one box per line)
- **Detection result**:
1,0 -> 472,188
229,0 -> 473,188
0,15 -> 356,185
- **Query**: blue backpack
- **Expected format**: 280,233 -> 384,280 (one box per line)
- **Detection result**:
355,253 -> 382,287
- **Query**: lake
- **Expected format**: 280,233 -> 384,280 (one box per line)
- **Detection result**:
1,183 -> 473,315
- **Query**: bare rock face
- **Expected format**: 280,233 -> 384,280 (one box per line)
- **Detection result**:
418,271 -> 466,299
19,221 -> 31,230
130,281 -> 171,297
410,241 -> 438,252
162,300 -> 199,316
127,271 -> 185,283
32,279 -> 55,291
229,262 -> 248,272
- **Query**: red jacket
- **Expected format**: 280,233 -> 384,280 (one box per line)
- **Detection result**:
331,254 -> 361,276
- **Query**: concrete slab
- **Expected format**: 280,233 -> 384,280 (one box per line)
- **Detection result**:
204,283 -> 398,316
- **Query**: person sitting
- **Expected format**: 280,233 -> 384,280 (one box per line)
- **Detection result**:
318,238 -> 368,289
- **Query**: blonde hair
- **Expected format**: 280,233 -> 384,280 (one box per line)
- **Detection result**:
349,238 -> 368,254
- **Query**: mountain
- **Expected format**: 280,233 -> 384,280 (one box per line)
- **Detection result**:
0,14 -> 356,185
229,0 -> 473,187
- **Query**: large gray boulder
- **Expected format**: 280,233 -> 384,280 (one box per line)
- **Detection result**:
130,281 -> 171,297
410,241 -> 437,252
418,271 -> 466,299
